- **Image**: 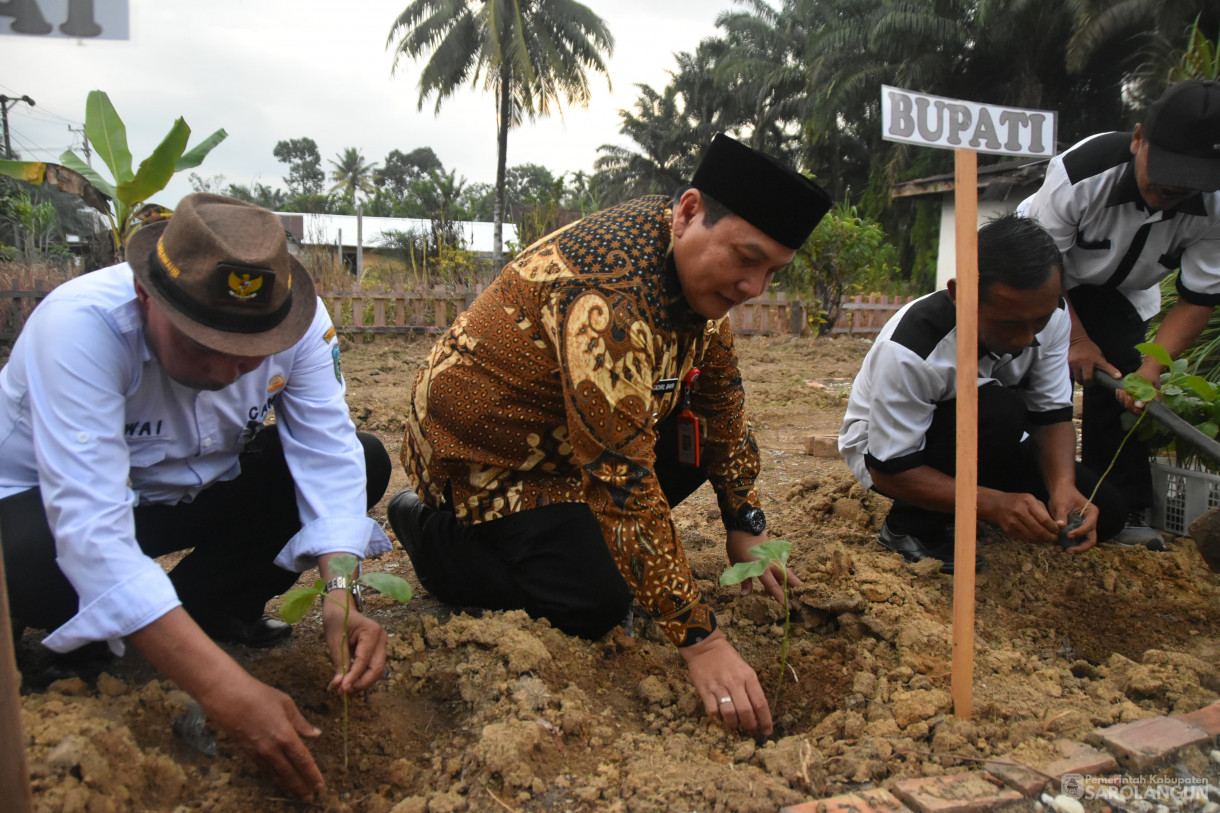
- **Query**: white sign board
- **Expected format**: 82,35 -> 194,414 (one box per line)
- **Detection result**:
1,0 -> 129,40
881,85 -> 1056,158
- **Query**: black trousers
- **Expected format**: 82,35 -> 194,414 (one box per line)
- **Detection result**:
882,383 -> 1125,543
1070,285 -> 1154,509
1,427 -> 391,635
405,412 -> 710,640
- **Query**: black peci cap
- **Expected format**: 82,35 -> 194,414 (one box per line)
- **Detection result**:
690,133 -> 832,250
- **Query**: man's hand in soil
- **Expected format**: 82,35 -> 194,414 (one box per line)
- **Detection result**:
129,607 -> 326,800
322,598 -> 388,693
978,488 -> 1059,545
1048,487 -> 1099,552
726,530 -> 802,602
680,628 -> 773,736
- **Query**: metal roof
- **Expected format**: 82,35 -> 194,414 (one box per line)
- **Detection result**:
276,212 -> 518,254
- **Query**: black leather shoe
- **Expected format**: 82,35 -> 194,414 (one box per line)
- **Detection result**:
878,523 -> 981,574
203,615 -> 293,648
388,488 -> 432,560
20,641 -> 116,691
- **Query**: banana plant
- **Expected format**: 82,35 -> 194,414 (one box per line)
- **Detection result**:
0,90 -> 227,258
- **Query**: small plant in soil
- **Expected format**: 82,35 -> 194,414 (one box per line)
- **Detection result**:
280,554 -> 412,770
720,540 -> 795,699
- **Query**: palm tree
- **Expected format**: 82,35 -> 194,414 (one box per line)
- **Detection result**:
594,38 -> 752,206
328,147 -> 379,202
387,0 -> 614,271
594,84 -> 704,204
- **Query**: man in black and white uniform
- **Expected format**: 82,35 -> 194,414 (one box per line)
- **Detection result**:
839,214 -> 1123,572
1018,79 -> 1220,548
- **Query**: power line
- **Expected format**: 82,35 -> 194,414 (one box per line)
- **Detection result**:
14,106 -> 81,129
8,130 -> 61,161
0,94 -> 36,159
0,84 -> 77,125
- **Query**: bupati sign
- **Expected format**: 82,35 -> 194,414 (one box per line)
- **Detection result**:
1,0 -> 129,39
881,85 -> 1056,157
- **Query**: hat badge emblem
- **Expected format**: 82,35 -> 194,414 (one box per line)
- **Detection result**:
228,272 -> 264,301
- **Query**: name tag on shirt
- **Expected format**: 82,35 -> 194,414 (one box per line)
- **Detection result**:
653,378 -> 679,395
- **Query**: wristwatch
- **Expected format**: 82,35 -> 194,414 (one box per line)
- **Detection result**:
325,576 -> 365,613
727,505 -> 766,536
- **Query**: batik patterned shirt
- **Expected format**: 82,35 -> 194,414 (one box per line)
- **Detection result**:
401,196 -> 761,646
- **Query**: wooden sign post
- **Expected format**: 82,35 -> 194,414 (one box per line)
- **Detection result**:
881,86 -> 1057,717
0,526 -> 33,813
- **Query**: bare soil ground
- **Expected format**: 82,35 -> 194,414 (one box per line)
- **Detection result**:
17,334 -> 1220,812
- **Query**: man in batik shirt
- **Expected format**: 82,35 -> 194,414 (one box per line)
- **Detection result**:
391,134 -> 830,736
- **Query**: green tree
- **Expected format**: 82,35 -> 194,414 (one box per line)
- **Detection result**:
3,189 -> 59,258
224,181 -> 288,211
0,90 -> 226,258
1066,0 -> 1218,105
1168,15 -> 1220,81
594,83 -> 701,204
562,169 -> 606,216
777,201 -> 900,336
387,0 -> 614,271
329,147 -> 379,203
378,146 -> 444,197
273,137 -> 326,198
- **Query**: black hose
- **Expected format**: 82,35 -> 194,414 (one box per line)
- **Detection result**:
1092,370 -> 1220,468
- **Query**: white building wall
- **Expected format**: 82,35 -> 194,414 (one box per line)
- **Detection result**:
933,198 -> 1023,290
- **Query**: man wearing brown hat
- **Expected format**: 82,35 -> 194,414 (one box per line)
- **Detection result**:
1019,78 -> 1220,549
388,133 -> 831,736
0,193 -> 393,799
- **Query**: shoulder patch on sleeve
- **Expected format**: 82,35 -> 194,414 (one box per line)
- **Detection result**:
323,326 -> 337,344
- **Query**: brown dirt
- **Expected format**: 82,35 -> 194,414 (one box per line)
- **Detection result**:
18,334 -> 1220,812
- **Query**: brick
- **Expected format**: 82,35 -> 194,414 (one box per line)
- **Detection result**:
1043,739 -> 1119,785
890,772 -> 1023,813
984,758 -> 1049,797
783,789 -> 912,813
1090,716 -> 1211,771
1176,701 -> 1220,737
805,435 -> 841,458
989,739 -> 1119,796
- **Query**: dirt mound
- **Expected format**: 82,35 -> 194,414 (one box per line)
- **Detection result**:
17,335 -> 1220,812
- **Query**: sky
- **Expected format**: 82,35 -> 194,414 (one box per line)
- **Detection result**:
1,0 -> 743,208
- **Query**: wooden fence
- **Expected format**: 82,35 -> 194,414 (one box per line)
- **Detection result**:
0,278 -> 55,341
317,284 -> 485,335
2,279 -> 914,341
830,294 -> 915,335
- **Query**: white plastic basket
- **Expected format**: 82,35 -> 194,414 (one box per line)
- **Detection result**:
1149,460 -> 1220,536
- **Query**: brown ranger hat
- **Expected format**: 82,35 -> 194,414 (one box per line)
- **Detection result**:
127,193 -> 317,356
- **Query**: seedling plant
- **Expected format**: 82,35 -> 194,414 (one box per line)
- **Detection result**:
280,554 -> 412,770
1070,342 -> 1219,544
1126,342 -> 1220,458
720,539 -> 795,699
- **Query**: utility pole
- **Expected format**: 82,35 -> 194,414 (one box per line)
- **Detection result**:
0,95 -> 36,160
68,124 -> 91,165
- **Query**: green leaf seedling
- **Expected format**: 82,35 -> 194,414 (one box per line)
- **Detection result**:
280,553 -> 412,770
720,540 -> 795,701
1066,341 -> 1218,549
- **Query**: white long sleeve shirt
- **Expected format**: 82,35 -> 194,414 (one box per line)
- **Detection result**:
0,264 -> 390,652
